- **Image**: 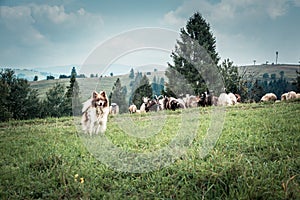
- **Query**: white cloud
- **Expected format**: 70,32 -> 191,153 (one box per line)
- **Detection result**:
0,4 -> 104,45
161,0 -> 294,27
0,3 -> 105,67
293,0 -> 300,6
162,10 -> 186,27
31,4 -> 70,24
265,0 -> 289,19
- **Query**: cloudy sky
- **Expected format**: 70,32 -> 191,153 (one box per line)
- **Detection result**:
1,0 -> 300,72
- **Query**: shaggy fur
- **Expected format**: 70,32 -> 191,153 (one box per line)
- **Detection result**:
81,91 -> 109,135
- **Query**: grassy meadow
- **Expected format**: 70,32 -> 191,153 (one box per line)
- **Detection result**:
1,101 -> 300,199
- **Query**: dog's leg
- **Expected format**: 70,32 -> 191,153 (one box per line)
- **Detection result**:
95,121 -> 101,135
81,113 -> 90,134
99,119 -> 107,134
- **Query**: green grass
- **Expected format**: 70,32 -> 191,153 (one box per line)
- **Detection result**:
1,102 -> 299,199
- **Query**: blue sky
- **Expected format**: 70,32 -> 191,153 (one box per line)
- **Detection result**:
1,0 -> 300,73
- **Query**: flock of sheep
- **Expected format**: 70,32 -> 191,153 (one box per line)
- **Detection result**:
109,90 -> 300,115
126,91 -> 241,114
261,91 -> 300,103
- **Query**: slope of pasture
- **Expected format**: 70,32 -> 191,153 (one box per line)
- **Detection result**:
1,101 -> 299,199
239,64 -> 299,82
30,71 -> 166,100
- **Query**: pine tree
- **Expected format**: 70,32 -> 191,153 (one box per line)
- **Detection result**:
65,67 -> 81,116
218,58 -> 240,94
129,72 -> 143,104
42,83 -> 66,118
165,12 -> 220,97
132,75 -> 152,108
0,69 -> 41,121
129,68 -> 135,79
109,78 -> 127,113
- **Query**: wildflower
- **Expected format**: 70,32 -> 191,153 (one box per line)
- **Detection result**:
80,177 -> 84,183
74,174 -> 79,182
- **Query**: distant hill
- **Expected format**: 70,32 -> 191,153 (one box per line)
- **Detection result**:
30,70 -> 166,100
238,64 -> 299,82
29,63 -> 299,100
0,68 -> 58,81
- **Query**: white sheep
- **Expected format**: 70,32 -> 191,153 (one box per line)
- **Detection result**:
109,103 -> 119,115
128,104 -> 137,114
139,97 -> 149,113
287,91 -> 297,100
217,93 -> 232,106
260,93 -> 277,102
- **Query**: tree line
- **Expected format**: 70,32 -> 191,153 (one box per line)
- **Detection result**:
0,67 -> 80,122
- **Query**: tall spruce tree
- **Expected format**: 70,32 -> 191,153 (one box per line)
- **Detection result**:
165,12 -> 220,96
109,78 -> 127,113
132,75 -> 152,108
129,68 -> 135,79
42,83 -> 66,118
65,67 -> 81,116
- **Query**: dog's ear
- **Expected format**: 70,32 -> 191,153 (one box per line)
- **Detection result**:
92,91 -> 98,99
100,91 -> 107,98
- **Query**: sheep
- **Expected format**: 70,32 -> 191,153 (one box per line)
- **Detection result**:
109,103 -> 119,115
199,89 -> 214,107
260,93 -> 277,102
217,93 -> 232,106
235,94 -> 241,103
163,97 -> 184,110
128,104 -> 137,114
287,91 -> 297,100
176,98 -> 186,109
211,96 -> 218,106
228,93 -> 237,105
139,97 -> 149,113
145,99 -> 160,112
281,93 -> 288,101
186,95 -> 200,108
296,93 -> 300,99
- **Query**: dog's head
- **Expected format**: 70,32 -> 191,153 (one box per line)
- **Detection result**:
92,91 -> 108,108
